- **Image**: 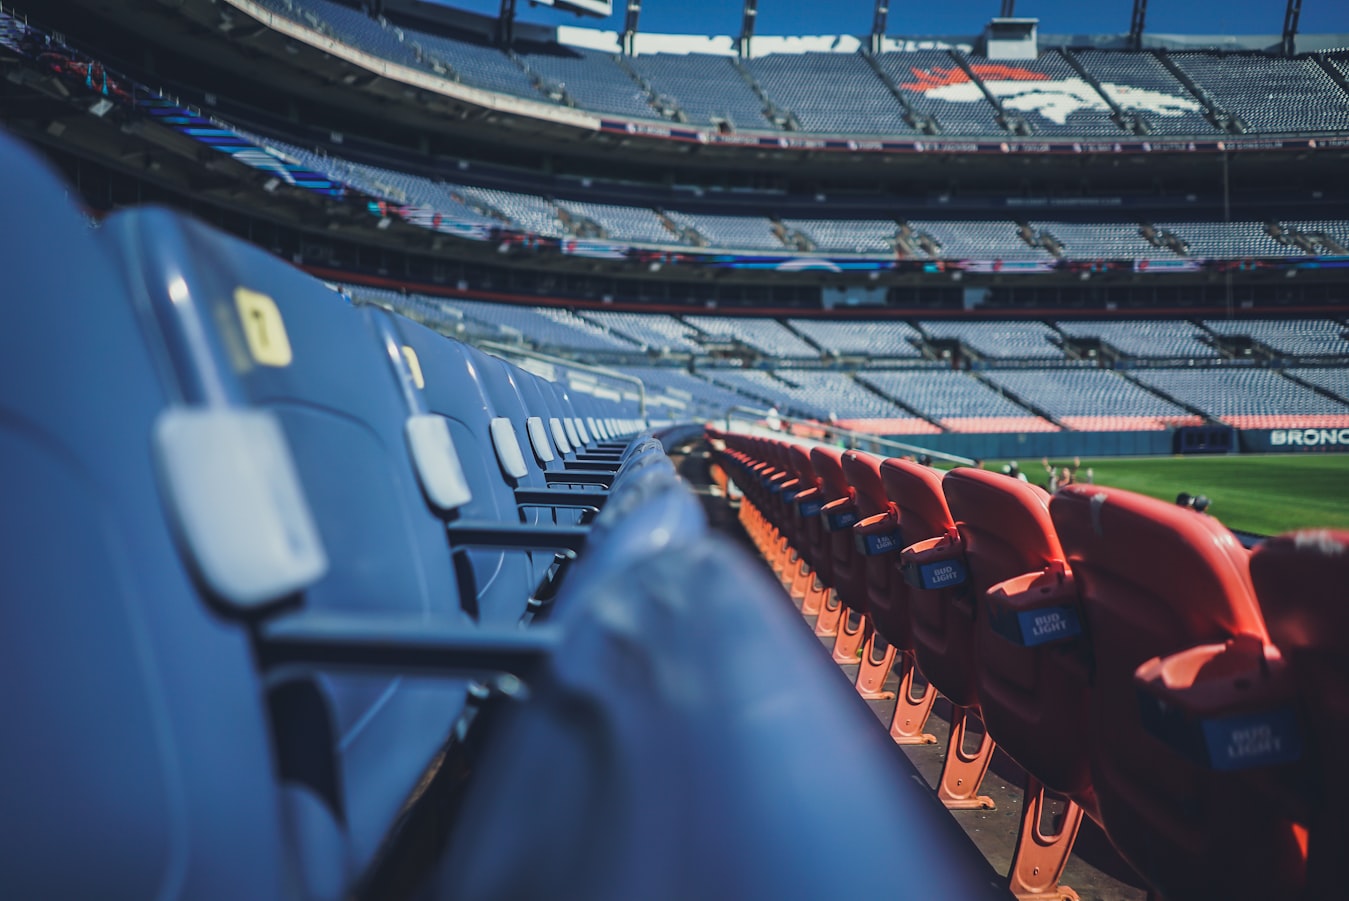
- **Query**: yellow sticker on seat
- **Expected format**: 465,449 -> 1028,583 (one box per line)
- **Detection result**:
401,345 -> 425,390
234,287 -> 292,367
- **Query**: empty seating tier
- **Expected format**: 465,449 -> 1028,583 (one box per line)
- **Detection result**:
786,318 -> 923,357
744,52 -> 915,136
1057,319 -> 1218,359
1169,52 -> 1349,134
920,320 -> 1063,359
859,370 -> 1057,432
1132,367 -> 1349,429
684,315 -> 820,358
983,369 -> 1201,431
627,52 -> 772,130
1203,318 -> 1349,358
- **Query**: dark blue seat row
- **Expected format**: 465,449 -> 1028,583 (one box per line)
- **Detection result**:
0,129 -> 1011,900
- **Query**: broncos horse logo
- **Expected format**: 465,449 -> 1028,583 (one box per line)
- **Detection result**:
903,65 -> 1201,125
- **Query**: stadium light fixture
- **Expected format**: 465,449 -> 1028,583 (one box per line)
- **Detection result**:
88,98 -> 114,118
870,1 -> 889,54
739,0 -> 757,59
1129,0 -> 1148,50
621,0 -> 642,56
1282,0 -> 1302,56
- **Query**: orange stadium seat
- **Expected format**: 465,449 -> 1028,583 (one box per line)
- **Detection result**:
808,446 -> 858,639
1249,530 -> 1349,899
840,450 -> 904,690
947,468 -> 1092,900
1051,484 -> 1306,900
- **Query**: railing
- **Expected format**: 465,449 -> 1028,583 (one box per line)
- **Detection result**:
723,405 -> 975,466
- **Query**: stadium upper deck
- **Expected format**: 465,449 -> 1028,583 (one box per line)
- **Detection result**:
181,0 -> 1349,149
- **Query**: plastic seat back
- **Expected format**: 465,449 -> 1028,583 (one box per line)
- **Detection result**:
807,446 -> 853,589
389,316 -> 536,624
879,460 -> 957,662
1051,484 -> 1302,899
947,469 -> 1091,796
431,536 -> 1019,901
1250,529 -> 1349,894
842,451 -> 902,623
109,207 -> 472,876
0,136 -> 293,900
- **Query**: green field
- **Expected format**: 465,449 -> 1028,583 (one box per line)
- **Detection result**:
973,455 -> 1349,536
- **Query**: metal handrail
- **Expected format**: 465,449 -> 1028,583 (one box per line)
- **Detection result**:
477,340 -> 647,417
723,406 -> 975,466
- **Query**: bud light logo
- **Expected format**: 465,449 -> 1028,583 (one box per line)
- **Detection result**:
917,558 -> 967,590
1201,708 -> 1303,772
1016,606 -> 1082,647
858,529 -> 902,556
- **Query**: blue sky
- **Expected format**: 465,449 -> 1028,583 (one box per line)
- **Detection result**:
433,0 -> 1349,37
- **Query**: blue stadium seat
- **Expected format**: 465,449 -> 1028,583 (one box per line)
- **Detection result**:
105,204 -> 484,891
427,531 -> 1016,900
0,119 -> 301,901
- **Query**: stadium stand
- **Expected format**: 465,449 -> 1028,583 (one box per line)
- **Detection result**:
695,368 -> 941,436
618,365 -> 759,419
578,310 -> 706,353
553,199 -> 677,244
1030,220 -> 1162,260
698,368 -> 810,413
395,19 -> 545,98
1203,318 -> 1349,357
1289,367 -> 1349,404
786,317 -> 924,357
1072,49 -> 1219,135
1152,220 -> 1302,258
772,368 -> 917,421
662,211 -> 789,251
743,52 -> 914,136
1168,52 -> 1349,134
16,0 -> 1349,893
684,315 -> 820,357
253,0 -> 424,68
1057,319 -> 1219,359
1132,367 -> 1349,428
439,298 -> 641,352
858,370 -> 1058,432
906,220 -> 1054,260
10,128 -> 1042,901
961,49 -> 1125,136
919,320 -> 1064,359
199,3 -> 1349,149
781,218 -> 898,254
626,52 -> 773,130
983,368 -> 1203,430
455,185 -> 569,237
516,45 -> 658,118
877,49 -> 1006,135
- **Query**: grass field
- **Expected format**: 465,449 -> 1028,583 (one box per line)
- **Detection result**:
976,455 -> 1349,536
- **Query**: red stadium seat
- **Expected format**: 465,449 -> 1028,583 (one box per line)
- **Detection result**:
875,459 -> 955,746
946,468 -> 1091,900
1051,484 -> 1305,900
840,450 -> 902,695
809,446 -> 856,639
1248,530 -> 1349,898
895,465 -> 997,810
783,443 -> 827,611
